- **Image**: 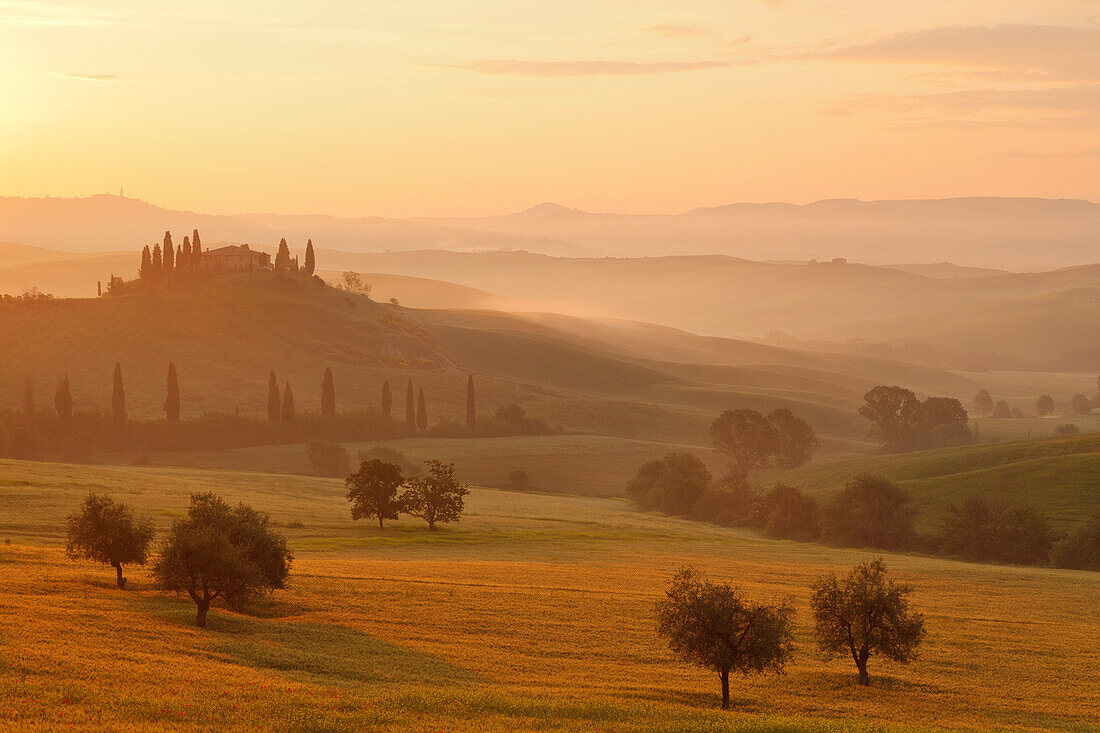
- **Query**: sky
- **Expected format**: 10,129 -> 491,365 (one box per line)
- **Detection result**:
2,0 -> 1099,217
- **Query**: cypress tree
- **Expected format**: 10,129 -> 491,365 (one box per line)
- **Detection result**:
175,244 -> 184,271
381,381 -> 392,417
140,246 -> 152,279
267,371 -> 280,422
152,243 -> 162,271
405,379 -> 415,426
165,363 -> 180,423
111,363 -> 126,427
163,232 -> 174,273
191,230 -> 202,270
466,375 -> 476,429
281,383 -> 295,422
181,236 -> 191,269
275,238 -> 291,272
321,367 -> 336,418
54,376 -> 73,423
416,387 -> 427,431
304,239 -> 316,275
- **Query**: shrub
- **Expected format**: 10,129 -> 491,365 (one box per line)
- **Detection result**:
820,475 -> 916,550
507,470 -> 532,491
691,483 -> 758,527
305,439 -> 350,477
627,452 -> 711,516
752,484 -> 819,541
1051,509 -> 1100,571
937,495 -> 1059,565
358,445 -> 422,477
1054,423 -> 1080,435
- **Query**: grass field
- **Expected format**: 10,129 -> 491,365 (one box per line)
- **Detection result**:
1,458 -> 1098,731
765,432 -> 1100,529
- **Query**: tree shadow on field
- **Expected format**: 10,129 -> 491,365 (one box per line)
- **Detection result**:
633,688 -> 758,712
215,621 -> 482,687
134,594 -> 479,687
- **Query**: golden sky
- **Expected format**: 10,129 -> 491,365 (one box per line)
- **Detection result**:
2,0 -> 1099,216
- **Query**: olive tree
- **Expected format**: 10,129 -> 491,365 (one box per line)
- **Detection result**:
655,567 -> 794,709
810,558 -> 925,685
65,494 -> 155,589
346,459 -> 405,528
401,460 -> 469,530
153,493 -> 292,627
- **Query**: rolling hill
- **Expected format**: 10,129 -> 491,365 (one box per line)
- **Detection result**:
764,432 -> 1100,528
0,272 -> 990,448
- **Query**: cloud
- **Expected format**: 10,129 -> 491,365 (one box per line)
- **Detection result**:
63,73 -> 122,81
834,84 -> 1100,116
813,24 -> 1100,81
643,24 -> 709,38
453,59 -> 730,77
1001,147 -> 1100,159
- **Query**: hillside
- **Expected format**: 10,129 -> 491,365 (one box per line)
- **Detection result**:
764,433 -> 1100,528
2,458 -> 1098,731
0,273 -> 987,448
306,250 -> 1100,366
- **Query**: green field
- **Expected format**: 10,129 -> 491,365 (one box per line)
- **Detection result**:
2,457 -> 1099,731
765,432 -> 1100,528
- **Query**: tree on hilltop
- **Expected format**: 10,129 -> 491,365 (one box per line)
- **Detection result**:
66,494 -> 155,589
275,238 -> 291,273
346,459 -> 405,529
405,379 -> 415,427
191,229 -> 202,270
401,460 -> 469,530
655,567 -> 794,709
140,245 -> 152,279
267,371 -> 280,422
165,363 -> 180,424
153,493 -> 291,627
304,239 -> 315,275
810,558 -> 926,686
163,231 -> 174,273
152,242 -> 162,271
321,367 -> 336,418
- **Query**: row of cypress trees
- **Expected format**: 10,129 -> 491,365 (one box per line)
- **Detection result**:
273,239 -> 316,275
139,230 -> 203,280
25,366 -> 476,430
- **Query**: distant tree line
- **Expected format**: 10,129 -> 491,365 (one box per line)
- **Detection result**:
1,368 -> 553,460
971,381 -> 1100,420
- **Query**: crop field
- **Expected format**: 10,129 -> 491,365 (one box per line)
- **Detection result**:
1,458 -> 1098,731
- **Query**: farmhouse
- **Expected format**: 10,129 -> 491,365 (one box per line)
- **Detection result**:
199,244 -> 272,272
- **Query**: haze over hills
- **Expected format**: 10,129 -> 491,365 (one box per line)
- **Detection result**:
4,194 -> 1100,269
0,272 -> 994,448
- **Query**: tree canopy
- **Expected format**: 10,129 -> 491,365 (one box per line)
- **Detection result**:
401,460 -> 469,529
66,494 -> 155,589
153,493 -> 291,627
810,558 -> 925,685
346,459 -> 406,529
710,409 -> 779,481
655,567 -> 794,709
820,474 -> 916,550
626,451 -> 711,516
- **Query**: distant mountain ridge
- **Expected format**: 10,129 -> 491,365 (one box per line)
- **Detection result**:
2,194 -> 1099,268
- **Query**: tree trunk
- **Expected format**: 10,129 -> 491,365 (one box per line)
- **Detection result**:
196,599 -> 210,628
857,650 -> 870,686
720,668 -> 730,709
378,515 -> 384,530
112,561 -> 125,589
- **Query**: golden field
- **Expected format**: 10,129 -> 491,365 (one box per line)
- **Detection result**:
1,457 -> 1098,731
